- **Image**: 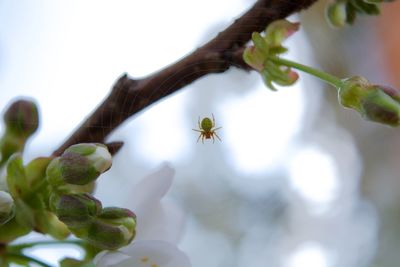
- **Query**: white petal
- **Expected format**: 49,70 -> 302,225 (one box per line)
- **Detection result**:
129,164 -> 175,216
94,251 -> 131,267
135,199 -> 184,243
119,240 -> 191,267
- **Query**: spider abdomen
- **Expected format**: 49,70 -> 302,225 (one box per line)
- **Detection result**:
201,117 -> 213,131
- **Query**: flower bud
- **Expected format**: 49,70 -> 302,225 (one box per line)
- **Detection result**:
46,143 -> 112,186
0,190 -> 15,225
52,193 -> 102,229
86,207 -> 136,250
3,99 -> 39,138
339,76 -> 400,126
66,143 -> 112,174
326,2 -> 347,28
339,76 -> 370,111
361,88 -> 400,126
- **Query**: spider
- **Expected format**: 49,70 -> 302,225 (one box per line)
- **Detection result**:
192,114 -> 222,143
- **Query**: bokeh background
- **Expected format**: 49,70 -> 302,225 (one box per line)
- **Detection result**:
0,0 -> 399,266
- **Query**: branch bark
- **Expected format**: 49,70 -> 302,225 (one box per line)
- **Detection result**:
53,0 -> 318,156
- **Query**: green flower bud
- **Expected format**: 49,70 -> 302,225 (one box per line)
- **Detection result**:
339,76 -> 400,126
46,157 -> 64,187
0,190 -> 15,225
3,99 -> 39,138
52,193 -> 102,229
339,76 -> 371,111
361,87 -> 400,126
68,143 -> 112,174
46,144 -> 112,186
326,2 -> 347,28
86,207 -> 136,250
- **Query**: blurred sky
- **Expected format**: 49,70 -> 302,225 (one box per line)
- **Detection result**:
0,1 -> 385,267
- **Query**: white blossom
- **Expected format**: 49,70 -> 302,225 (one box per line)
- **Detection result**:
94,164 -> 190,267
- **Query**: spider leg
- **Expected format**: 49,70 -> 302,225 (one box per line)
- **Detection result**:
213,127 -> 222,131
198,116 -> 201,129
192,129 -> 202,132
196,134 -> 202,143
201,135 -> 205,144
214,132 -> 222,141
212,134 -> 215,143
212,113 -> 216,127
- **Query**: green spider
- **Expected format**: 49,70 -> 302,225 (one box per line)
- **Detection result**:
192,114 -> 222,143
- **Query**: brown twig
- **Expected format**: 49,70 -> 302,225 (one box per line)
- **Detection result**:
53,0 -> 318,156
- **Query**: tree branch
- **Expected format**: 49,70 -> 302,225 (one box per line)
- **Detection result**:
53,0 -> 318,156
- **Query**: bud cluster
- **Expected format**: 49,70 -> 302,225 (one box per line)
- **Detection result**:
326,0 -> 394,28
46,143 -> 136,250
0,154 -> 69,243
0,137 -> 136,251
243,20 -> 299,91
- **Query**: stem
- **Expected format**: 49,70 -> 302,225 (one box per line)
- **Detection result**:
5,252 -> 53,267
9,240 -> 84,250
269,56 -> 344,89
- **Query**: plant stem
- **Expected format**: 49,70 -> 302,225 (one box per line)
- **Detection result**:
269,56 -> 344,89
9,239 -> 84,250
6,252 -> 53,267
